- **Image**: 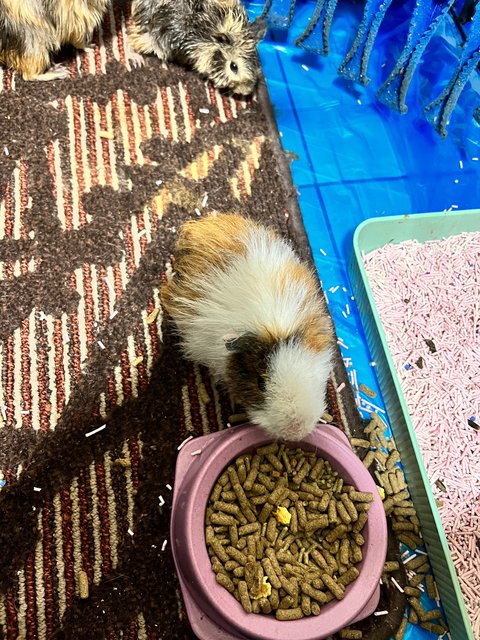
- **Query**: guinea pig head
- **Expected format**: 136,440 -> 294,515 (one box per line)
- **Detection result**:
224,332 -> 332,441
190,2 -> 266,95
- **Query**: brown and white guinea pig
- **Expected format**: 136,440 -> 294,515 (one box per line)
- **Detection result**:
161,214 -> 335,441
0,0 -> 110,80
128,0 -> 266,95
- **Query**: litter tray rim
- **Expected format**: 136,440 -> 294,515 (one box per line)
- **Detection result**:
349,208 -> 479,640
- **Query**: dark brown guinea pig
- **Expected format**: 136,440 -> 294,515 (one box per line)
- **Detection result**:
128,0 -> 266,95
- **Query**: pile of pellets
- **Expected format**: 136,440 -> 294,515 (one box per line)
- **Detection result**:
351,412 -> 449,639
205,442 -> 374,621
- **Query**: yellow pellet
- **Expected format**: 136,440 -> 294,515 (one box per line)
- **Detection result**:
78,570 -> 89,599
273,506 -> 291,525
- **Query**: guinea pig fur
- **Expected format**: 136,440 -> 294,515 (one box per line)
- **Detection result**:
128,0 -> 266,95
0,0 -> 110,80
161,214 -> 335,441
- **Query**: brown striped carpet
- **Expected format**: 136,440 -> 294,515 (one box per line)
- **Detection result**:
0,2 -> 407,639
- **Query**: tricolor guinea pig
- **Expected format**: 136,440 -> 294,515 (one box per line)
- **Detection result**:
161,214 -> 335,441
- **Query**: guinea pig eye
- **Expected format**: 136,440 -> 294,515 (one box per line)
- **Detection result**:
230,61 -> 239,74
257,376 -> 266,392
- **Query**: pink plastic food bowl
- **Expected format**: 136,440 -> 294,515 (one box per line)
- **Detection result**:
170,423 -> 388,640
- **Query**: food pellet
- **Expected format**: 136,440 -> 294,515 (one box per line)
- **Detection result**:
350,438 -> 371,449
340,493 -> 358,522
301,581 -> 329,604
216,572 -> 235,592
383,561 -> 400,572
425,573 -> 437,600
340,629 -> 363,639
206,444 -> 372,618
405,555 -> 429,571
336,502 -> 352,525
394,617 -> 407,640
243,456 -> 261,491
322,573 -> 345,600
237,457 -> 247,484
238,581 -> 252,612
409,573 -> 424,588
259,597 -> 272,614
420,621 -> 446,634
362,450 -> 376,468
422,608 -> 442,621
269,588 -> 280,609
337,566 -> 359,586
278,595 -> 294,609
339,538 -> 350,565
408,596 -> 427,620
261,558 -> 282,589
275,607 -> 304,621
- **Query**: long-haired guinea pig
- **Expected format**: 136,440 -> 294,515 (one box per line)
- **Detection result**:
128,0 -> 266,95
161,214 -> 335,441
0,0 -> 110,80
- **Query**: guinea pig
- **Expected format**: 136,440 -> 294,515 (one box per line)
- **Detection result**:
128,0 -> 266,95
0,0 -> 110,80
161,213 -> 335,441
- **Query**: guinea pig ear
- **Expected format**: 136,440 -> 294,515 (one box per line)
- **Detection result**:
223,333 -> 239,351
223,332 -> 255,352
250,17 -> 267,42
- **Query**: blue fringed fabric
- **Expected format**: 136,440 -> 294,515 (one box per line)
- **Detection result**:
257,0 -> 480,137
424,2 -> 480,137
294,0 -> 340,55
377,0 -> 455,114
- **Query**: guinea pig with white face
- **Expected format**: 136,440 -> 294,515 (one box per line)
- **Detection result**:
161,214 -> 335,441
128,0 -> 266,95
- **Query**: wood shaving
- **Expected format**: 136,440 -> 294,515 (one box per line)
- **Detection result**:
146,308 -> 160,324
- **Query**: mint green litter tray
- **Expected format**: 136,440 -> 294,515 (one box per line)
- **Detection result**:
349,209 -> 478,640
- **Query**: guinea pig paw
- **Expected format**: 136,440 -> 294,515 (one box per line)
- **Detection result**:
35,64 -> 70,82
125,47 -> 147,70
